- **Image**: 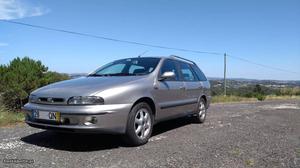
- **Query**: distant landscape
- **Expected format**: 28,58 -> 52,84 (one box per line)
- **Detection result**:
209,77 -> 300,88
209,77 -> 300,102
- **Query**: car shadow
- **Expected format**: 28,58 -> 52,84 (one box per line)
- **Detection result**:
152,116 -> 194,136
21,116 -> 194,152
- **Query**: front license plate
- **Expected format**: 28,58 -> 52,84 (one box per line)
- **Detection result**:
32,110 -> 60,122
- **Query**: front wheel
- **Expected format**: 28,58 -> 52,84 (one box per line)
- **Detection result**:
124,102 -> 154,146
194,98 -> 207,123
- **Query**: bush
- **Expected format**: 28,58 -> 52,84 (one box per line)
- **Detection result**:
255,94 -> 266,101
0,57 -> 69,109
253,85 -> 266,101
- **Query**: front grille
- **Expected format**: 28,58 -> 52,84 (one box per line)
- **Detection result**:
37,97 -> 65,105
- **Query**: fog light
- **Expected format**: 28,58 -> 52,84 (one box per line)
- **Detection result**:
91,117 -> 97,124
60,117 -> 70,125
84,116 -> 97,126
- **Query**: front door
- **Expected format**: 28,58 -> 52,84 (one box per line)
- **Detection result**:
152,59 -> 186,120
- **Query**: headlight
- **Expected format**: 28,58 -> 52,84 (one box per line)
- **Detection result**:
28,94 -> 38,103
67,96 -> 104,105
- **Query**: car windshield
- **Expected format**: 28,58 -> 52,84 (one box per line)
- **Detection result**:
89,58 -> 161,76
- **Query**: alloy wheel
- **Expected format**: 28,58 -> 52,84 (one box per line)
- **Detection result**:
134,108 -> 151,139
199,101 -> 206,120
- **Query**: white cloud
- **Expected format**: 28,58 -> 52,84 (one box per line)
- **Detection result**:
0,0 -> 49,20
0,42 -> 8,47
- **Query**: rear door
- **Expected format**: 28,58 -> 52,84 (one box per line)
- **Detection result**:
177,62 -> 201,114
190,64 -> 210,94
152,59 -> 186,120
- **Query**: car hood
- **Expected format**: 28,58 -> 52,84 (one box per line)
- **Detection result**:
32,76 -> 147,98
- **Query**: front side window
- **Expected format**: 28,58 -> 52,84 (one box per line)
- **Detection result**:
179,62 -> 197,81
160,59 -> 180,81
90,58 -> 160,76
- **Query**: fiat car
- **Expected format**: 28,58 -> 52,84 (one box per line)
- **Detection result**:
23,55 -> 211,146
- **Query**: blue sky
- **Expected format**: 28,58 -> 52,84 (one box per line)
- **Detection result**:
0,0 -> 299,80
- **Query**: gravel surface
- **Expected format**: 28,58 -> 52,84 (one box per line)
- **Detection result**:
1,100 -> 300,168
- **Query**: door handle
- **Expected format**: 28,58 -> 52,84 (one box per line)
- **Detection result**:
198,82 -> 203,89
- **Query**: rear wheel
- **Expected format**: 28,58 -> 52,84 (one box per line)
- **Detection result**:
124,102 -> 153,146
194,98 -> 207,123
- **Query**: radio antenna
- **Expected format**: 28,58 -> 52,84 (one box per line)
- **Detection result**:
138,50 -> 149,57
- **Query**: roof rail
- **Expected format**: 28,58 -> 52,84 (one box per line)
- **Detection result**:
169,55 -> 196,65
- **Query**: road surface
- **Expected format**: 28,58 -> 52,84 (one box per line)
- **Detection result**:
1,100 -> 300,168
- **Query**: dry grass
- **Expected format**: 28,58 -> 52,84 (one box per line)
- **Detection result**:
212,95 -> 300,104
245,159 -> 255,166
212,95 -> 257,103
0,105 -> 24,127
295,148 -> 300,158
266,95 -> 300,100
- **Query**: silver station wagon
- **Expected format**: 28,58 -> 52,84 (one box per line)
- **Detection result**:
23,56 -> 211,146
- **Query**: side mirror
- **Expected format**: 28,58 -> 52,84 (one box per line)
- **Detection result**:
159,71 -> 175,81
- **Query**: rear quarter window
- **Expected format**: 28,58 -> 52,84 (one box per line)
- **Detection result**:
191,65 -> 207,81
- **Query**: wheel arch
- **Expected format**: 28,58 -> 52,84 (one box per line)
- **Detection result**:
131,97 -> 156,117
199,94 -> 208,109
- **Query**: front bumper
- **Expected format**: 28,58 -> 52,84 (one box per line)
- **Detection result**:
23,103 -> 132,134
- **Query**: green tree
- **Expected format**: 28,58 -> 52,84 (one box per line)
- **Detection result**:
253,84 -> 266,101
253,84 -> 262,93
0,57 -> 69,109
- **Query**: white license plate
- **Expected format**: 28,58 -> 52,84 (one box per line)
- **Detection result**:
32,110 -> 60,122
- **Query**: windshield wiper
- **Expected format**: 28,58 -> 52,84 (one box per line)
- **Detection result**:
107,73 -> 136,76
87,74 -> 111,77
88,73 -> 146,77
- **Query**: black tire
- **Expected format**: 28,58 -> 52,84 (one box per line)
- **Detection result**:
124,102 -> 154,146
194,98 -> 207,123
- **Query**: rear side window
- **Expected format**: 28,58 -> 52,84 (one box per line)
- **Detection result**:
160,59 -> 180,81
179,62 -> 197,81
191,64 -> 207,81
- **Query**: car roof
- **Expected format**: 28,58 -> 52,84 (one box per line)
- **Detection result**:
121,56 -> 196,65
162,56 -> 196,65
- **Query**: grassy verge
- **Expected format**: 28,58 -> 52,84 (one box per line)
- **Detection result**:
265,95 -> 300,100
0,105 -> 24,127
212,95 -> 257,103
212,95 -> 300,103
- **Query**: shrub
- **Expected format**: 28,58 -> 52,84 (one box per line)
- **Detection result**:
255,94 -> 266,101
253,85 -> 266,101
